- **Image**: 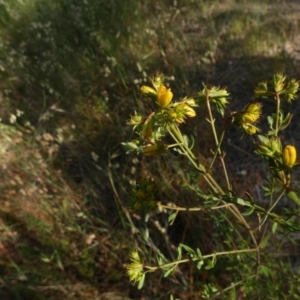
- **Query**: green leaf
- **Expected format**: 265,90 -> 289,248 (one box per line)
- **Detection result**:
164,267 -> 175,277
168,212 -> 177,224
156,251 -> 165,265
197,260 -> 204,270
121,140 -> 140,153
205,254 -> 217,270
172,147 -> 185,155
205,261 -> 213,270
177,245 -> 182,260
257,134 -> 270,144
196,248 -> 202,258
236,198 -> 247,206
189,135 -> 195,150
267,116 -> 274,129
242,206 -> 255,216
287,190 -> 300,206
267,129 -> 276,136
211,253 -> 217,266
229,286 -> 237,300
221,195 -> 252,207
137,273 -> 146,289
279,112 -> 292,131
272,221 -> 278,234
259,265 -> 272,277
259,233 -> 271,249
245,192 -> 255,204
179,243 -> 196,255
182,134 -> 195,150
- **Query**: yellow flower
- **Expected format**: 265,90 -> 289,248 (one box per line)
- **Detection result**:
157,84 -> 173,107
168,104 -> 196,123
241,103 -> 262,124
232,103 -> 262,135
126,251 -> 144,283
169,109 -> 184,123
282,145 -> 297,168
184,105 -> 196,118
241,123 -> 258,135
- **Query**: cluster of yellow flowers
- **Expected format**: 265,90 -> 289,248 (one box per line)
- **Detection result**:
140,77 -> 197,121
126,251 -> 144,284
127,77 -> 198,156
232,102 -> 263,135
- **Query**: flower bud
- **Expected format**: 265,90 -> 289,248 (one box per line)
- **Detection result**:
183,105 -> 196,118
157,84 -> 173,107
254,81 -> 268,97
283,78 -> 299,102
282,145 -> 297,168
152,76 -> 163,90
141,85 -> 157,98
141,119 -> 153,140
169,109 -> 184,123
254,136 -> 282,158
218,97 -> 228,106
242,113 -> 258,124
143,143 -> 166,156
273,73 -> 286,93
185,98 -> 197,106
127,112 -> 143,126
242,124 -> 257,135
241,103 -> 262,124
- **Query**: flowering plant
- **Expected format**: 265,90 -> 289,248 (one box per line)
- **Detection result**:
122,73 -> 300,298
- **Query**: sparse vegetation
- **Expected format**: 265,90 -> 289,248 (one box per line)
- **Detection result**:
1,0 -> 300,299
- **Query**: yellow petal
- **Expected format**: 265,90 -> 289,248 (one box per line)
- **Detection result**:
184,106 -> 196,118
282,145 -> 297,168
157,84 -> 173,107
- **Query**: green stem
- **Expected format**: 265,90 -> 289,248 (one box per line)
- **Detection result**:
144,248 -> 257,271
260,187 -> 286,229
275,92 -> 280,136
212,274 -> 256,299
168,125 -> 223,194
208,129 -> 225,170
203,95 -> 258,259
167,120 -> 259,268
168,123 -> 258,252
205,93 -> 231,191
170,123 -> 224,194
157,202 -> 233,212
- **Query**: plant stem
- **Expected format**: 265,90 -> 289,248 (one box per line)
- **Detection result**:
275,92 -> 280,136
205,93 -> 231,191
260,187 -> 286,229
212,274 -> 256,299
168,125 -> 223,194
144,248 -> 257,271
167,120 -> 259,269
168,123 -> 258,251
157,202 -> 234,212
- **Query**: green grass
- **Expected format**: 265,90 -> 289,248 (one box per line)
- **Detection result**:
0,0 -> 300,299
